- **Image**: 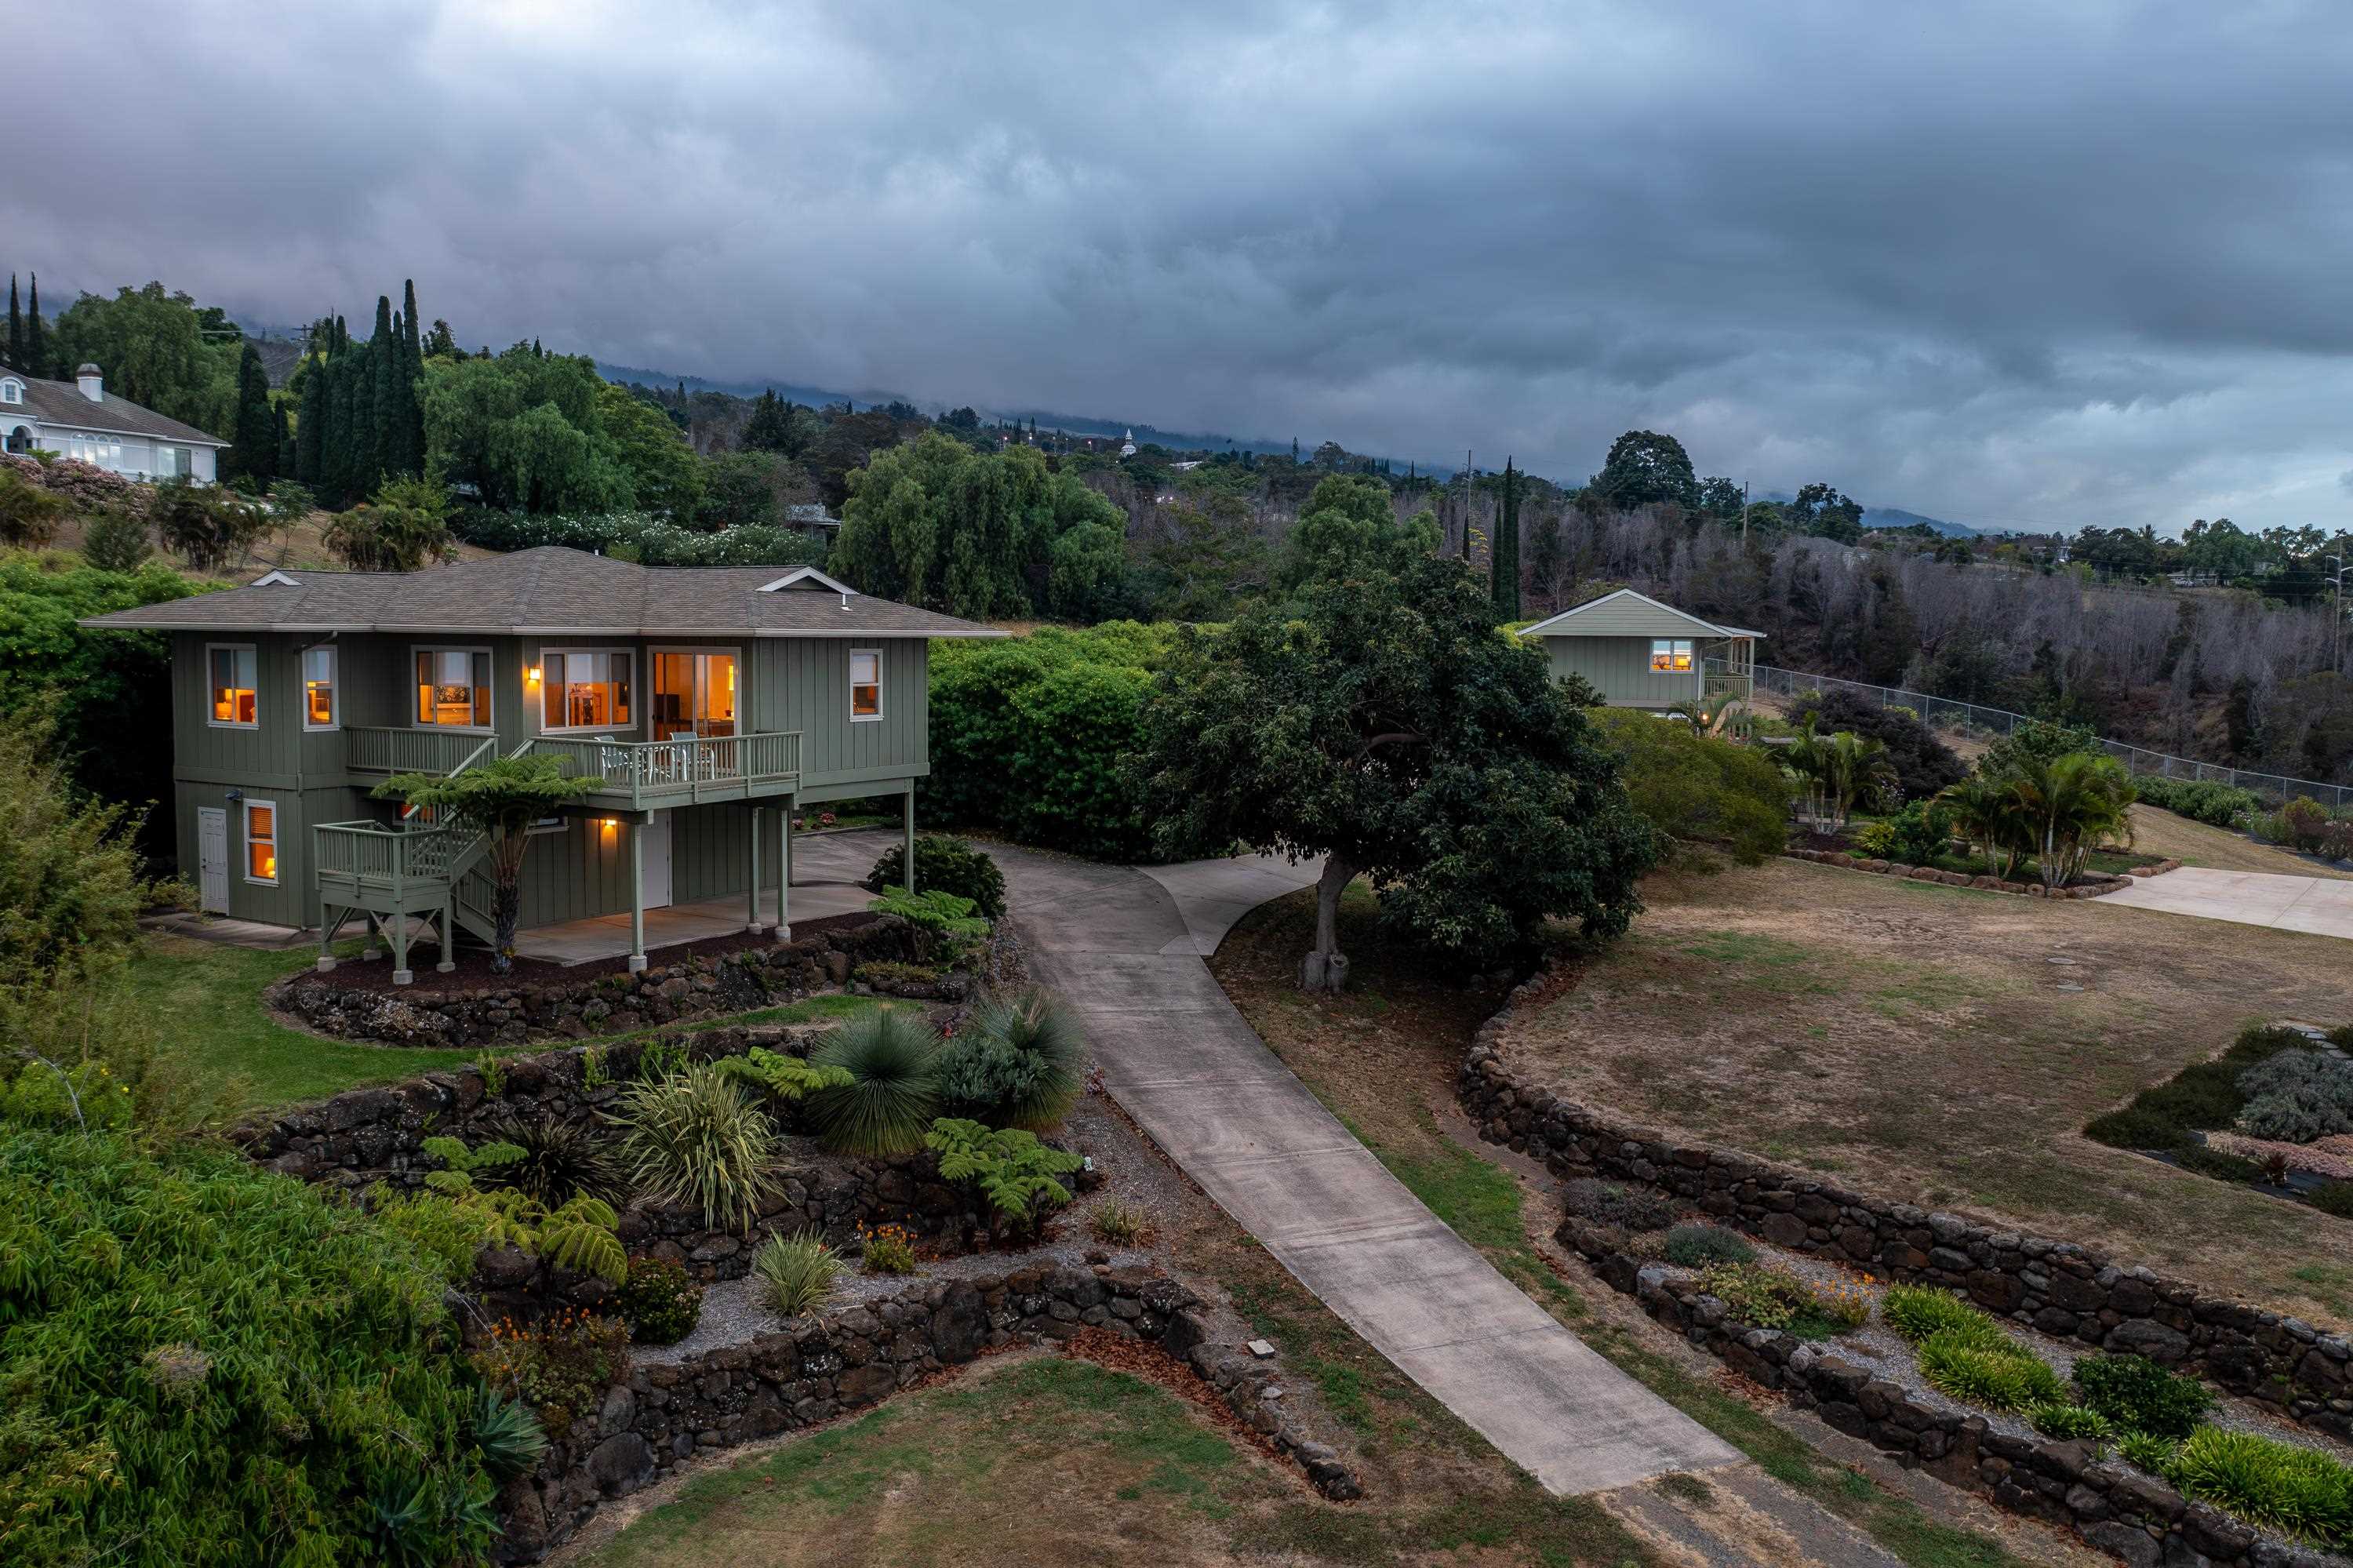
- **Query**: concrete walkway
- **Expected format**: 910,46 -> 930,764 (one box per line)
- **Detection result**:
794,831 -> 1741,1496
2101,865 -> 2353,939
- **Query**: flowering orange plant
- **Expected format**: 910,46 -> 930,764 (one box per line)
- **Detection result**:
856,1222 -> 919,1275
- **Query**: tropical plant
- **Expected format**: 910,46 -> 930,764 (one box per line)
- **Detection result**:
715,1046 -> 856,1115
2028,1402 -> 2117,1446
1937,770 -> 2024,876
1787,687 -> 1967,802
409,1144 -> 631,1285
611,1256 -> 704,1346
474,1115 -> 631,1206
870,886 -> 992,941
2071,1353 -> 2215,1438
2118,1430 -> 2181,1475
1918,1331 -> 2066,1411
923,1118 -> 1087,1229
467,1387 -> 550,1481
752,1231 -> 842,1317
1984,748 -> 2137,888
322,475 -> 456,571
2165,1426 -> 2353,1546
468,1308 -> 631,1439
856,1222 -> 918,1275
1882,1286 -> 2009,1348
934,988 -> 1086,1129
373,756 -> 595,970
1089,1199 -> 1147,1245
864,835 -> 1008,917
611,1064 -> 787,1233
806,1007 -> 943,1155
1662,1224 -> 1755,1267
1783,726 -> 1896,835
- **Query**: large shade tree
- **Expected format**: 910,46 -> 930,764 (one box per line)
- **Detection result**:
372,756 -> 592,971
1131,552 -> 1656,991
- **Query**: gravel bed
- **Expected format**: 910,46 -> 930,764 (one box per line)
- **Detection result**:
1660,1231 -> 2353,1468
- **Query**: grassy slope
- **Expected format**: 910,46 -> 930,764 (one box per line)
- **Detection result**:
2126,802 -> 2353,880
1502,857 -> 2352,1327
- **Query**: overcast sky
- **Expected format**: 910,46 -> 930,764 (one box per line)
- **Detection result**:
12,0 -> 2353,532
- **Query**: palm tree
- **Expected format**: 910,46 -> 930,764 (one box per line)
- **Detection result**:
1781,726 -> 1829,828
1818,730 -> 1896,837
2001,751 -> 2137,888
1937,772 -> 2017,877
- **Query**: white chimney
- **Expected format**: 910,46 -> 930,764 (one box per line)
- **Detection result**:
75,364 -> 102,403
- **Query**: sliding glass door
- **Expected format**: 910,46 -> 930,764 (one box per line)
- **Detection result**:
651,652 -> 737,741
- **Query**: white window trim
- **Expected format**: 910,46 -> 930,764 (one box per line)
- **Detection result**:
409,643 -> 497,733
301,645 -> 340,732
648,644 -> 744,737
849,646 -> 883,723
0,378 -> 20,406
1648,638 -> 1694,674
205,642 -> 260,729
243,798 -> 280,886
535,645 -> 641,736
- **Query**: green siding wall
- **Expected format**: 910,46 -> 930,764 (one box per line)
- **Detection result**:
1543,635 -> 1704,708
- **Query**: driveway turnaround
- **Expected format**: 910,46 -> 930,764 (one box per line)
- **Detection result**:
2102,866 -> 2353,939
789,831 -> 1743,1495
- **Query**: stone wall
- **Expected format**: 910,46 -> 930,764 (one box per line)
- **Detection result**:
1457,973 -> 2352,1440
496,1263 -> 1363,1562
271,916 -> 940,1048
230,1024 -> 1032,1281
1782,847 -> 2182,898
1555,1219 -> 2337,1568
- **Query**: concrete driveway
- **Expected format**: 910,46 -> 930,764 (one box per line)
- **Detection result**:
792,831 -> 1740,1496
2101,866 -> 2353,938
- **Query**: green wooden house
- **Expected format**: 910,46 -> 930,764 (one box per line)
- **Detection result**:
81,548 -> 1002,981
1518,588 -> 1760,723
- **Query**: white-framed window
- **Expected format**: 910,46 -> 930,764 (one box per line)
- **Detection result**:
540,649 -> 634,732
207,643 -> 258,727
0,378 -> 20,405
64,434 -> 123,468
155,444 -> 191,478
849,648 -> 882,722
413,646 -> 493,729
1649,638 -> 1694,673
302,646 -> 338,730
244,799 -> 279,885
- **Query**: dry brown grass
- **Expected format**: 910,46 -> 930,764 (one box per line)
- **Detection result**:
48,509 -> 500,582
2126,802 -> 2353,880
1503,857 -> 2353,1330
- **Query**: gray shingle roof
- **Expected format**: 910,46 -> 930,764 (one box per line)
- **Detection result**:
1,373 -> 227,446
76,548 -> 1009,638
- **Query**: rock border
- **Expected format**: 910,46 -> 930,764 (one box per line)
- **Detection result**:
1782,847 -> 2182,898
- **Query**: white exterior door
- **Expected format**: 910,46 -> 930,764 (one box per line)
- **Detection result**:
196,808 -> 228,913
641,813 -> 672,909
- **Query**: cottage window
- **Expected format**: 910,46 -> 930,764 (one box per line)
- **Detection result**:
302,646 -> 337,729
1649,638 -> 1693,673
209,644 -> 258,727
542,650 -> 633,731
415,648 -> 493,729
244,799 -> 278,885
155,445 -> 190,478
849,648 -> 882,721
0,379 -> 20,405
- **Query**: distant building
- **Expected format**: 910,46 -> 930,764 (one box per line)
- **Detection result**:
0,364 -> 227,482
782,504 -> 842,531
1119,428 -> 1137,457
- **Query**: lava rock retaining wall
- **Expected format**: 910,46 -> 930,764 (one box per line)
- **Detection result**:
1555,1219 -> 2336,1568
495,1264 -> 1362,1562
1457,973 -> 2351,1440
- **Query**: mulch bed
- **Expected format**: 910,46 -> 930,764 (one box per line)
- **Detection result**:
308,911 -> 885,995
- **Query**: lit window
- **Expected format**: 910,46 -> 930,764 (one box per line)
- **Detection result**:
245,800 -> 278,884
303,646 -> 337,729
416,648 -> 493,728
849,649 -> 881,720
543,650 -> 633,730
209,645 -> 257,726
1649,638 -> 1693,673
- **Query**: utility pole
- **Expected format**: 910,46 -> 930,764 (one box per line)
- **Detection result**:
1741,481 -> 1750,548
2330,552 -> 2346,675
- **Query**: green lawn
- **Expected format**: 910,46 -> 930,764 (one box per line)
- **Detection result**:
129,933 -> 875,1118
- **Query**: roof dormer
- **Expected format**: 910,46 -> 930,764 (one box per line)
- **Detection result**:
0,377 -> 20,406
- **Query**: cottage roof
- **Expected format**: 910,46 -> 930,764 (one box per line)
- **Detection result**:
76,546 -> 1009,639
1517,588 -> 1763,642
1,373 -> 227,446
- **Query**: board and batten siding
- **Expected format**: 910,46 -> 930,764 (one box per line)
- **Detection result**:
1543,635 -> 1704,708
748,635 -> 929,790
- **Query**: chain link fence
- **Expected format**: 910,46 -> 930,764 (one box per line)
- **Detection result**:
1743,661 -> 2351,810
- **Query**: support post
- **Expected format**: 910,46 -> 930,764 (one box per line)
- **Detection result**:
902,782 -> 917,894
438,897 -> 456,973
775,799 -> 792,942
628,813 -> 648,972
391,911 -> 413,987
746,806 -> 765,933
362,913 -> 381,962
316,903 -> 338,973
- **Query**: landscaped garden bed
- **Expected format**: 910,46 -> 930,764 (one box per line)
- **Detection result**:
1784,842 -> 2173,898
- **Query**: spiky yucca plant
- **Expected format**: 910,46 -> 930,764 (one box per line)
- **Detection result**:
612,1062 -> 786,1234
937,988 -> 1086,1129
807,1007 -> 941,1155
752,1231 -> 841,1318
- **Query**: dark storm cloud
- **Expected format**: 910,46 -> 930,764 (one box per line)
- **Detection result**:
11,0 -> 2353,529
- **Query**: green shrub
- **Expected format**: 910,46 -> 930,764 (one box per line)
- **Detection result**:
2084,1024 -> 2315,1155
2175,1144 -> 2265,1184
469,1310 -> 631,1441
924,1117 -> 1086,1229
2166,1426 -> 2353,1546
2084,1106 -> 2191,1151
81,508 -> 152,573
1662,1224 -> 1755,1267
2311,1181 -> 2353,1218
936,988 -> 1086,1129
0,1129 -> 501,1564
1918,1331 -> 2066,1411
856,1222 -> 918,1275
613,1063 -> 788,1232
807,1007 -> 943,1155
864,835 -> 1008,917
716,1047 -> 855,1115
2028,1402 -> 2118,1446
468,1387 -> 550,1481
858,959 -> 945,991
612,1257 -> 704,1346
1587,707 -> 1788,865
2072,1353 -> 2214,1439
2237,1050 -> 2353,1143
1881,799 -> 1960,865
2133,777 -> 2261,828
870,886 -> 991,939
1788,687 -> 1967,802
2118,1430 -> 2180,1475
752,1231 -> 842,1318
481,1112 -> 631,1206
1561,1177 -> 1679,1233
1089,1199 -> 1147,1246
1882,1286 -> 2007,1348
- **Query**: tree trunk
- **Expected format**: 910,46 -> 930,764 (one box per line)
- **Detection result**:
1298,854 -> 1354,994
492,878 -> 519,974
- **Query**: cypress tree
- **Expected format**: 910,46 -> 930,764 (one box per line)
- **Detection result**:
275,403 -> 295,480
368,296 -> 396,488
5,275 -> 20,372
295,363 -> 326,485
24,275 -> 45,376
324,358 -> 357,505
229,343 -> 276,485
401,280 -> 425,473
1493,457 -> 1522,623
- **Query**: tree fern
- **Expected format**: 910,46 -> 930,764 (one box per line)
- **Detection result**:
923,1118 -> 1085,1226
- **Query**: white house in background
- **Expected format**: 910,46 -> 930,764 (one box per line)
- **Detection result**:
0,364 -> 227,482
